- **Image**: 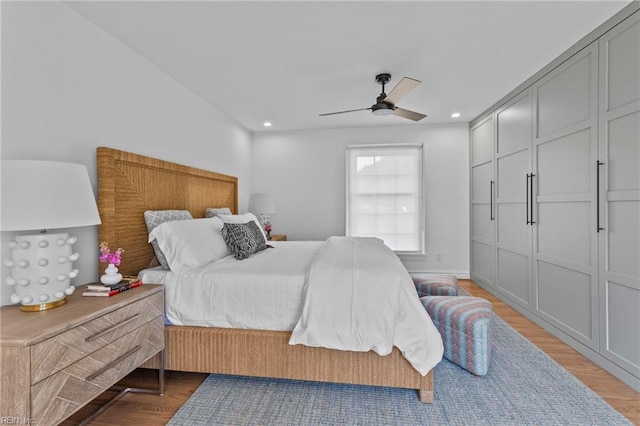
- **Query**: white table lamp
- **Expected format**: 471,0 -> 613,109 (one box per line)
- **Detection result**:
1,160 -> 101,311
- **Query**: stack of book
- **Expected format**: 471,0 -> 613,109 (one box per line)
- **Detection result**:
82,277 -> 143,297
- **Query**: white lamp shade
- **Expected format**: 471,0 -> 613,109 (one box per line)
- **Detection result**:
249,193 -> 276,215
1,160 -> 101,231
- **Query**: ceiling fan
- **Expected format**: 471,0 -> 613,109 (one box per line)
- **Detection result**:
319,73 -> 427,121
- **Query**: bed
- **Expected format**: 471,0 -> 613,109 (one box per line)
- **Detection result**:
97,146 -> 438,403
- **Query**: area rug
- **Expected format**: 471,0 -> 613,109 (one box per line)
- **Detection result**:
168,314 -> 631,425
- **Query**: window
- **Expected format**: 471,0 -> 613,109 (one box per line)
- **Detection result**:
346,144 -> 424,253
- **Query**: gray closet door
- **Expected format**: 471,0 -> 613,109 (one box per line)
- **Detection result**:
598,12 -> 640,378
470,116 -> 495,287
495,91 -> 533,306
532,43 -> 600,349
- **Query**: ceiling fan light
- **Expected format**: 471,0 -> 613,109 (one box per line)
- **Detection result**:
372,103 -> 395,116
372,108 -> 394,116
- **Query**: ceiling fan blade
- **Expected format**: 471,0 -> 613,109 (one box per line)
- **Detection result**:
393,108 -> 427,122
319,107 -> 372,116
383,77 -> 421,105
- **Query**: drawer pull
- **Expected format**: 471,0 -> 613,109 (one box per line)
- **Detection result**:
86,345 -> 141,382
86,313 -> 141,342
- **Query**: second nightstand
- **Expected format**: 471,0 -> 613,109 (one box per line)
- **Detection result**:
269,234 -> 287,241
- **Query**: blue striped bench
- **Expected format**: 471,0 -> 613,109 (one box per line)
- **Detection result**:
411,273 -> 459,296
420,296 -> 493,376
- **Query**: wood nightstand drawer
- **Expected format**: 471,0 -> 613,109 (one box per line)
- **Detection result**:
30,291 -> 164,384
1,285 -> 164,425
31,316 -> 164,425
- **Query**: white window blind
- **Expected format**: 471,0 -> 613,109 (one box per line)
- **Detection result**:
346,144 -> 424,253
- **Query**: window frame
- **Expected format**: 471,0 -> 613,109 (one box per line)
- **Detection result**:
345,143 -> 425,255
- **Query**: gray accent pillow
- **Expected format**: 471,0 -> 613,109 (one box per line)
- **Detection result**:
221,221 -> 269,260
205,207 -> 233,218
144,210 -> 193,269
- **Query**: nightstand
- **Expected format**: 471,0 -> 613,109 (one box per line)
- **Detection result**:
0,284 -> 164,426
269,234 -> 287,241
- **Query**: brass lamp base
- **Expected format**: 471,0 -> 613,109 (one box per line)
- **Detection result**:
21,297 -> 67,312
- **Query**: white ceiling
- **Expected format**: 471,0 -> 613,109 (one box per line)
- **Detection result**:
65,1 -> 630,133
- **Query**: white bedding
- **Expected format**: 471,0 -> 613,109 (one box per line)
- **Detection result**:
141,237 -> 443,375
152,241 -> 323,330
289,236 -> 444,375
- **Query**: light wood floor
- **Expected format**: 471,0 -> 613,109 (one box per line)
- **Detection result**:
66,279 -> 639,425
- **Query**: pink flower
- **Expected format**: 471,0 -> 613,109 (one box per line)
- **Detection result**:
99,242 -> 124,266
264,223 -> 272,233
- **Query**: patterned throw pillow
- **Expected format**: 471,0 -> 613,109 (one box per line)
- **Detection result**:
144,210 -> 193,269
221,221 -> 269,260
205,207 -> 233,218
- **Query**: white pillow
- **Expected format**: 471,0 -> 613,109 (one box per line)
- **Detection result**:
148,217 -> 230,273
204,207 -> 233,218
217,212 -> 268,240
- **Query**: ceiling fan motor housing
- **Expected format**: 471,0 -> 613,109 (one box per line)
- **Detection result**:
372,102 -> 395,115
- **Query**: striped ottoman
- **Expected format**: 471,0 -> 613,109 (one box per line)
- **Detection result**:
411,273 -> 459,296
421,296 -> 493,376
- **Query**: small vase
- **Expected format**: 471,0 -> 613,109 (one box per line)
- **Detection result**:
100,263 -> 123,285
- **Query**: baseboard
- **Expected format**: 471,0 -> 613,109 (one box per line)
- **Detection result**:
407,270 -> 470,280
472,278 -> 640,392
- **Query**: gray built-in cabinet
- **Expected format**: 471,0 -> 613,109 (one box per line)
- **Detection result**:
470,7 -> 639,391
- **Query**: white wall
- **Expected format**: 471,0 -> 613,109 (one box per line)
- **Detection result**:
0,2 -> 252,305
251,124 -> 470,276
0,2 -> 470,307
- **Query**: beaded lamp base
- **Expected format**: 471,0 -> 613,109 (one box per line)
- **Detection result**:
4,232 -> 79,311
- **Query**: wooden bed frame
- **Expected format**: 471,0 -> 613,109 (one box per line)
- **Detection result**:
96,147 -> 434,403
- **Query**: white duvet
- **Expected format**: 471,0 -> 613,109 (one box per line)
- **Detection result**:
289,236 -> 444,375
160,241 -> 323,330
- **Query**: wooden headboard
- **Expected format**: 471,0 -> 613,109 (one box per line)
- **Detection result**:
97,147 -> 238,276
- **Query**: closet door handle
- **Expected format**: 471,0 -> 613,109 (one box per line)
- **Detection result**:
526,174 -> 530,225
597,161 -> 604,232
490,180 -> 495,221
529,173 -> 536,225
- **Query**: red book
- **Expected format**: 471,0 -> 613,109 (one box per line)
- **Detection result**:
82,281 -> 143,297
86,278 -> 140,292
